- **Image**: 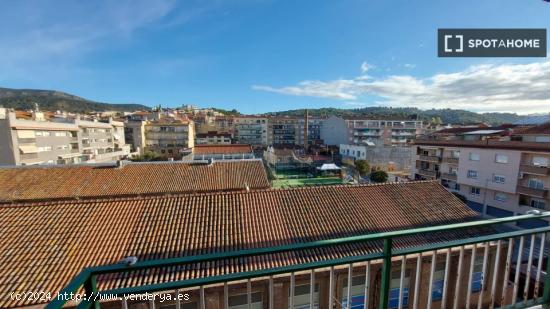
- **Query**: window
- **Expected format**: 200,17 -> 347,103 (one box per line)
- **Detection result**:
56,145 -> 69,150
229,292 -> 262,309
528,179 -> 544,190
532,156 -> 549,167
470,187 -> 481,196
493,174 -> 506,184
471,255 -> 484,292
495,154 -> 508,163
449,167 -> 458,175
467,170 -> 478,179
37,146 -> 52,152
494,192 -> 508,202
342,275 -> 367,309
431,262 -> 446,301
388,270 -> 410,309
289,284 -> 319,309
469,153 -> 480,161
531,199 -> 547,210
54,132 -> 67,137
451,150 -> 460,159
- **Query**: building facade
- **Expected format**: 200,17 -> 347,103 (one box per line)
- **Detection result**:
0,108 -> 129,166
195,131 -> 232,145
321,116 -> 424,147
143,118 -> 195,159
234,116 -> 268,145
267,116 -> 323,147
414,124 -> 550,227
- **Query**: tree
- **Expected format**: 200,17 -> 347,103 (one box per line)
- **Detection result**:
355,160 -> 370,176
130,151 -> 163,162
370,170 -> 388,183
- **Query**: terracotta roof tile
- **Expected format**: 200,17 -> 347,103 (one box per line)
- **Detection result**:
0,160 -> 269,202
518,122 -> 550,135
0,182 -> 481,307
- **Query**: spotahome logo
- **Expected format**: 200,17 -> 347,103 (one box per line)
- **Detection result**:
438,29 -> 546,57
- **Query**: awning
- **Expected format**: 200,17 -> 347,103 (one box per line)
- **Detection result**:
317,163 -> 341,171
19,145 -> 38,153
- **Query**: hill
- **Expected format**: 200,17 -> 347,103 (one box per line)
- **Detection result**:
265,107 -> 525,125
0,87 -> 150,113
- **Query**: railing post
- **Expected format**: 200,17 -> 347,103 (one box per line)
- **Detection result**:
379,238 -> 392,309
84,274 -> 99,309
543,249 -> 550,309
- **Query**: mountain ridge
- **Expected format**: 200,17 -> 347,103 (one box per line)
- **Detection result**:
0,87 -> 530,124
0,87 -> 150,113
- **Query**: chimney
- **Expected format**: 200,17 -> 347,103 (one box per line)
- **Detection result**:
304,109 -> 309,151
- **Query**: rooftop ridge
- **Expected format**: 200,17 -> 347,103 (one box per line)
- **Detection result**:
0,180 -> 439,208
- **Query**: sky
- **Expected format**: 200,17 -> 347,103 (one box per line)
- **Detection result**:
0,0 -> 549,114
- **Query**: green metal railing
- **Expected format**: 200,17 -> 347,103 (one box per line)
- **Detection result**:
47,212 -> 550,309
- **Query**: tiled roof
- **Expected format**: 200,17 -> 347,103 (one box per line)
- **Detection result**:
0,160 -> 269,202
193,144 -> 253,155
518,122 -> 550,135
0,182 -> 481,308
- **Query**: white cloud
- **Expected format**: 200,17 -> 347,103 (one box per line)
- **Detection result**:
253,61 -> 550,114
403,63 -> 416,69
361,62 -> 372,73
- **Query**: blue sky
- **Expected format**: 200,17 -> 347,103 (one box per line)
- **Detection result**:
0,0 -> 549,114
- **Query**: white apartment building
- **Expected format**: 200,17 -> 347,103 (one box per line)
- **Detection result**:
414,123 -> 550,228
0,108 -> 129,166
321,116 -> 424,146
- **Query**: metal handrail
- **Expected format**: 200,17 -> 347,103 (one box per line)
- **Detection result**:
46,212 -> 550,309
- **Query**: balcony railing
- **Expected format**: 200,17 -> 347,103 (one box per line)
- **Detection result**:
518,185 -> 548,199
418,155 -> 441,163
520,164 -> 550,176
441,172 -> 458,181
443,157 -> 459,165
48,213 -> 550,309
417,168 -> 438,178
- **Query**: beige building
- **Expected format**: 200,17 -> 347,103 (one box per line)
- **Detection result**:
144,117 -> 195,159
414,123 -> 550,227
0,108 -> 129,166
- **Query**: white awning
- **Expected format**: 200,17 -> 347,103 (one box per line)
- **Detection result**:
19,145 -> 38,153
317,163 -> 341,171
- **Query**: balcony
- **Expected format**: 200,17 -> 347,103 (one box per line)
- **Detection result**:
441,173 -> 457,181
417,169 -> 437,178
49,213 -> 550,309
418,155 -> 441,163
517,185 -> 548,199
443,157 -> 459,165
520,164 -> 550,176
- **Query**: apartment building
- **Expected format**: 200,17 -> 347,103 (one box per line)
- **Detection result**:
144,117 -> 195,159
195,131 -> 232,145
414,123 -> 550,227
233,116 -> 268,145
321,116 -> 424,146
0,108 -> 129,166
267,116 -> 323,146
